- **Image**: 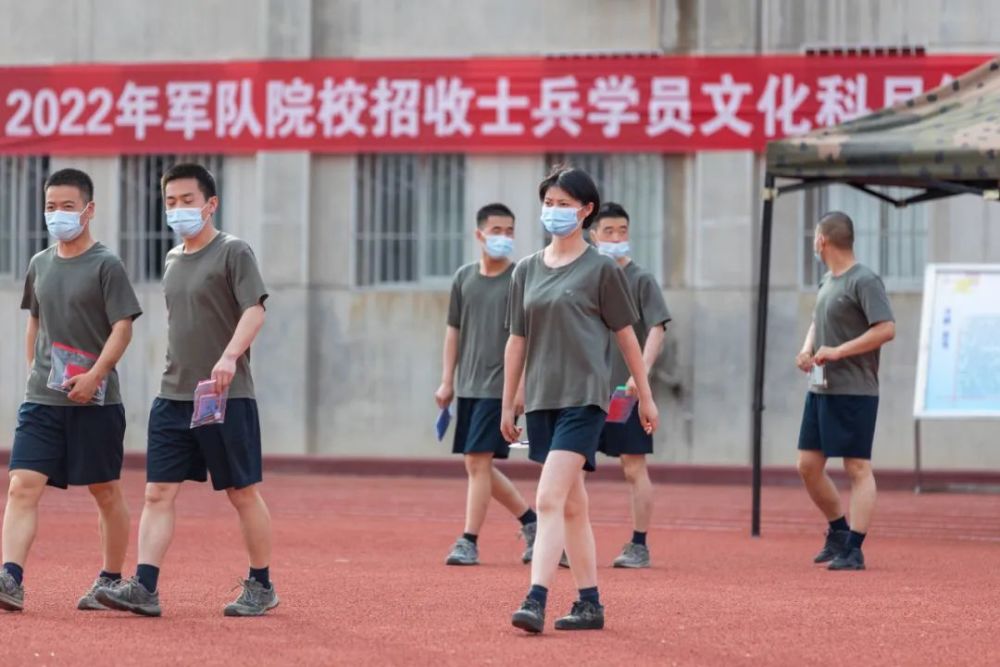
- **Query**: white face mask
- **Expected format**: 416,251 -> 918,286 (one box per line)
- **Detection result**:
540,206 -> 580,237
598,241 -> 630,259
45,210 -> 85,242
483,234 -> 514,259
165,207 -> 207,239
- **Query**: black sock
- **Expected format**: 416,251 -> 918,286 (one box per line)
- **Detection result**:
631,531 -> 647,546
249,566 -> 271,589
848,530 -> 866,549
462,532 -> 478,545
2,562 -> 23,586
579,586 -> 600,605
829,516 -> 850,532
527,584 -> 548,608
136,564 -> 159,593
99,570 -> 122,582
518,509 -> 537,526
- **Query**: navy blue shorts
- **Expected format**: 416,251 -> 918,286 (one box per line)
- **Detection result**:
147,398 -> 262,491
598,406 -> 653,457
452,398 -> 510,459
9,402 -> 125,489
525,406 -> 606,472
798,392 -> 879,460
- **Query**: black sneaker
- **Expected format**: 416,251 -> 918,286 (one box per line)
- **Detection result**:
511,597 -> 545,634
95,576 -> 162,617
813,529 -> 850,564
829,546 -> 866,571
554,600 -> 605,631
0,569 -> 24,612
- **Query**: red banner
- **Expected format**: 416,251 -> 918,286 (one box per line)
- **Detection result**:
0,55 -> 990,155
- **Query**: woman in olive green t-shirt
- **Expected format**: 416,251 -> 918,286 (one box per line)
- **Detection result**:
501,166 -> 659,634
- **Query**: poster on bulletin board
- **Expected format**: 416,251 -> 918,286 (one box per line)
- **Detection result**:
914,264 -> 1000,419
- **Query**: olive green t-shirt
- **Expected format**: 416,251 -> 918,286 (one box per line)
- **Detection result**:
608,261 -> 672,389
812,263 -> 894,396
21,243 -> 143,406
447,261 -> 514,399
506,247 -> 638,413
159,232 -> 268,400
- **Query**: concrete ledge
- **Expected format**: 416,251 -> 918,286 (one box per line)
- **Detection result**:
1,450 -> 997,492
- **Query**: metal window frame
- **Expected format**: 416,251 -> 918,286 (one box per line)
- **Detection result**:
354,153 -> 465,289
801,183 -> 928,292
545,152 -> 667,280
119,154 -> 224,282
0,156 -> 50,280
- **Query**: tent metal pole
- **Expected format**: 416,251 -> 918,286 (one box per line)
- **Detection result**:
846,182 -> 903,207
901,188 -> 971,207
752,173 -> 776,538
918,179 -> 989,198
775,178 -> 833,196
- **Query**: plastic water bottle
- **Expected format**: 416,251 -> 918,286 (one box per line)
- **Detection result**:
606,385 -> 637,423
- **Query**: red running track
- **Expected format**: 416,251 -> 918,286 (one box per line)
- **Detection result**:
1,472 -> 999,666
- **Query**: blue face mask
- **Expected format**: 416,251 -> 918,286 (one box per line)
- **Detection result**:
166,207 -> 207,239
540,206 -> 580,237
483,234 -> 514,259
45,210 -> 85,242
598,241 -> 630,259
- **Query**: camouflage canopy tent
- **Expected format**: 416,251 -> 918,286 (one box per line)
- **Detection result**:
750,56 -> 1000,535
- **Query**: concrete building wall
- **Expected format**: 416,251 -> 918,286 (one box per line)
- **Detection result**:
1,0 -> 998,470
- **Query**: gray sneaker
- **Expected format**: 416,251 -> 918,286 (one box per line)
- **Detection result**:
612,542 -> 651,569
520,522 -> 537,563
224,578 -> 279,617
77,576 -> 117,610
445,537 -> 479,565
95,576 -> 161,617
0,569 -> 24,612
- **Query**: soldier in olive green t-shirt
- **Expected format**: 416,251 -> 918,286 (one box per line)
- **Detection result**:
98,164 -> 278,619
795,211 -> 896,573
435,204 -> 537,568
503,166 -> 660,635
589,202 -> 672,570
2,169 -> 142,613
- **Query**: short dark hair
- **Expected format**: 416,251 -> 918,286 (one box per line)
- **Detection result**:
161,163 -> 217,200
476,202 -> 515,228
818,211 -> 854,249
595,201 -> 630,226
538,164 -> 601,229
44,168 -> 94,203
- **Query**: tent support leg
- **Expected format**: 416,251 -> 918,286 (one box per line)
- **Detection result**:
752,173 -> 775,538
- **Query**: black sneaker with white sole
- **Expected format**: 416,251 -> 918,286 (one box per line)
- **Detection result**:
511,597 -> 545,634
554,600 -> 605,631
